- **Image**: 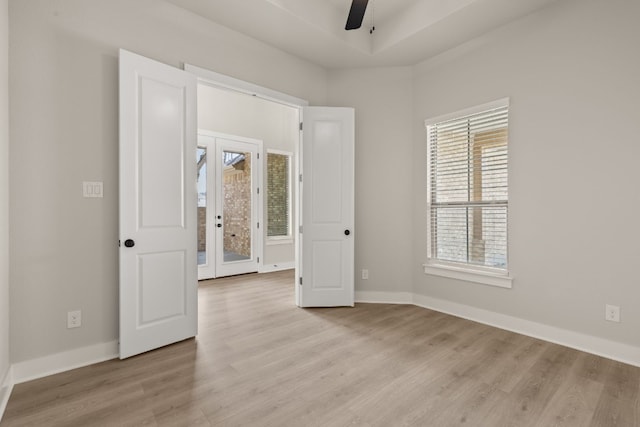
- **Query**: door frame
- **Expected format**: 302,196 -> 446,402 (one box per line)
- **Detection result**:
197,130 -> 263,279
185,64 -> 308,306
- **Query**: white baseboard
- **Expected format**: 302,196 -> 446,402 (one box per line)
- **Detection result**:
0,365 -> 13,423
355,290 -> 413,305
11,340 -> 118,385
359,290 -> 640,368
259,262 -> 294,273
412,293 -> 640,368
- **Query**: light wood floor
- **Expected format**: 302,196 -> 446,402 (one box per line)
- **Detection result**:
2,270 -> 639,426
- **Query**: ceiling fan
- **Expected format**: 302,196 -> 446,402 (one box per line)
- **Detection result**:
345,0 -> 369,30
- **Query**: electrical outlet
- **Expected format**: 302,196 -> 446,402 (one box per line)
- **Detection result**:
82,181 -> 103,198
362,269 -> 369,280
67,310 -> 82,328
605,304 -> 620,322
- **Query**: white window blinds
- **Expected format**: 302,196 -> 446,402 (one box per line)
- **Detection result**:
426,102 -> 509,270
267,152 -> 291,238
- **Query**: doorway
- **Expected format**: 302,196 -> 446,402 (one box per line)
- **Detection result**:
197,131 -> 262,280
194,77 -> 301,282
186,63 -> 354,307
119,51 -> 354,360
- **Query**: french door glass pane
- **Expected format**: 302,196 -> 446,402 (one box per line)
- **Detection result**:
197,147 -> 207,265
222,150 -> 252,262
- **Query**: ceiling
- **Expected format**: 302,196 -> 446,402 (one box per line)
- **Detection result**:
166,0 -> 560,69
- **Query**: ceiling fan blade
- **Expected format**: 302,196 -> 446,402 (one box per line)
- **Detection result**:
345,0 -> 369,30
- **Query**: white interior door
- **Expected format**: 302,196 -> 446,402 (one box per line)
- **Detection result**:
198,131 -> 262,279
197,142 -> 215,280
299,107 -> 355,307
119,49 -> 197,359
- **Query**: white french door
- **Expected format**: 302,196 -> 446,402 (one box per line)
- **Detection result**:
119,50 -> 198,359
196,140 -> 215,280
299,107 -> 355,307
197,131 -> 262,279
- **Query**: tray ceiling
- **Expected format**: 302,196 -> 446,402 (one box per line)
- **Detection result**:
166,0 -> 560,68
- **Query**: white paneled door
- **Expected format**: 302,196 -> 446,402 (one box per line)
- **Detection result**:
300,107 -> 355,307
119,50 -> 198,359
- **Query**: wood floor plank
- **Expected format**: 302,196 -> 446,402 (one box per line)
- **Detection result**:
2,270 -> 639,426
589,361 -> 640,427
535,374 -> 603,427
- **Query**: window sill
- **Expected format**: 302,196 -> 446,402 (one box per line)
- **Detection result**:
266,238 -> 294,246
423,262 -> 513,289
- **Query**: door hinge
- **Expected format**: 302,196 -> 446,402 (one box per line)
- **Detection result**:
257,187 -> 260,194
299,277 -> 303,285
299,225 -> 303,234
118,240 -> 121,247
257,256 -> 260,263
257,222 -> 260,229
257,152 -> 260,159
299,122 -> 303,131
299,174 -> 303,183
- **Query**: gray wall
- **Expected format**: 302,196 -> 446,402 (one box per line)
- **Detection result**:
0,0 -> 10,394
327,67 -> 414,295
412,0 -> 640,347
8,0 -> 327,364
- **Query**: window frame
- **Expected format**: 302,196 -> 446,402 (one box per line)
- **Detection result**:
266,149 -> 293,245
424,98 -> 513,288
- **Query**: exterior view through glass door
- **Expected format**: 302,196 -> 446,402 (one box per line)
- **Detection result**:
198,131 -> 262,280
221,149 -> 252,263
197,146 -> 213,278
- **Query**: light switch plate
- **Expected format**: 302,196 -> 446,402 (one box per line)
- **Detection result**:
83,181 -> 103,198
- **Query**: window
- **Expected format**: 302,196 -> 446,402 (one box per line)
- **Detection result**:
266,150 -> 292,241
425,99 -> 511,288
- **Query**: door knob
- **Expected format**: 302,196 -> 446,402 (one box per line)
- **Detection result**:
216,223 -> 222,228
344,229 -> 351,236
124,239 -> 135,248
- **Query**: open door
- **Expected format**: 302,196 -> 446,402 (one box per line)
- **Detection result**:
299,107 -> 355,307
119,49 -> 197,359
